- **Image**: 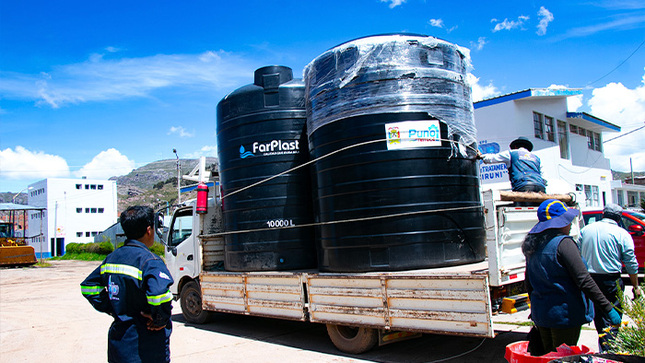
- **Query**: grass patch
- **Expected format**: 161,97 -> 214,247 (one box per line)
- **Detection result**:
51,252 -> 105,261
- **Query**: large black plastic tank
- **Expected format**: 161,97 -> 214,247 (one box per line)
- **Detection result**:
305,34 -> 485,272
216,66 -> 315,271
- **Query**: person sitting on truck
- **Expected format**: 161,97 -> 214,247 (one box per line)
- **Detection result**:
522,199 -> 620,355
579,203 -> 642,352
477,137 -> 546,193
80,206 -> 174,363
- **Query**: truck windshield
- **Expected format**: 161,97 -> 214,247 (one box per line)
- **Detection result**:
170,210 -> 193,247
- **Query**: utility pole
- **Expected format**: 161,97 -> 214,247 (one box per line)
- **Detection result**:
173,149 -> 181,204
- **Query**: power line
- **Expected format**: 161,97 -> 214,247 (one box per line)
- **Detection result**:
587,37 -> 645,86
603,123 -> 645,143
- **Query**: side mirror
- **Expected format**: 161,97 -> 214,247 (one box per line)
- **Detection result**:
628,224 -> 644,236
155,213 -> 166,241
166,246 -> 178,256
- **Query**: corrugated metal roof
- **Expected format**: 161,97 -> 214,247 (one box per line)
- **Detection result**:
566,112 -> 620,132
474,88 -> 582,109
0,203 -> 46,211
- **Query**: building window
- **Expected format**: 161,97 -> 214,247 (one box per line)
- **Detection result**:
85,232 -> 90,237
569,124 -> 578,134
580,184 -> 600,207
76,232 -> 83,237
627,191 -> 638,208
76,184 -> 82,190
98,185 -> 104,190
557,120 -> 569,159
91,231 -> 98,236
90,184 -> 97,190
544,116 -> 555,142
616,190 -> 625,206
578,127 -> 587,136
533,112 -> 544,139
586,130 -> 602,151
76,208 -> 82,213
85,208 -> 90,213
85,184 -> 89,189
593,132 -> 601,152
98,208 -> 104,213
91,208 -> 97,213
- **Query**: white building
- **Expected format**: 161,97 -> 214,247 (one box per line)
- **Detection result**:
474,88 -> 620,209
612,178 -> 645,210
26,178 -> 118,258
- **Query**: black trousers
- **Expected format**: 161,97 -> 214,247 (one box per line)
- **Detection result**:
590,273 -> 624,352
536,325 -> 582,353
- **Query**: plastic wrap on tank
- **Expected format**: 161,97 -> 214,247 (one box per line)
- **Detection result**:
304,34 -> 476,154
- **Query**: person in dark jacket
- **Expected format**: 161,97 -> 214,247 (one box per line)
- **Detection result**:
477,136 -> 546,193
523,199 -> 620,355
81,206 -> 174,363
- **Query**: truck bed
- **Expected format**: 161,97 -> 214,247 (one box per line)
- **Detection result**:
200,261 -> 493,338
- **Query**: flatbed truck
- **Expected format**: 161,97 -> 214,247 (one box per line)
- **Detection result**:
158,180 -> 580,354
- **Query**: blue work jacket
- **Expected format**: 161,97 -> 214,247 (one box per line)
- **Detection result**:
81,240 -> 174,363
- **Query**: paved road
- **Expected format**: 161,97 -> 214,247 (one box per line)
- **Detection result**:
0,260 -> 601,363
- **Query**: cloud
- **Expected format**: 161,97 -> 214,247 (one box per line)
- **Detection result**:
74,148 -> 135,179
558,13 -> 645,39
467,74 -> 499,102
587,70 -> 645,171
184,145 -> 218,159
491,15 -> 530,32
0,50 -> 259,108
428,18 -> 457,33
547,84 -> 583,111
380,0 -> 405,8
470,37 -> 488,51
0,146 -> 70,180
429,19 -> 444,28
536,7 -> 554,36
168,126 -> 195,138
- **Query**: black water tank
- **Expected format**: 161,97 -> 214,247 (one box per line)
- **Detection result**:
217,66 -> 315,271
305,34 -> 485,272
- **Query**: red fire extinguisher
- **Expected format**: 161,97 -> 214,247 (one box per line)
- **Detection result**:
196,182 -> 208,214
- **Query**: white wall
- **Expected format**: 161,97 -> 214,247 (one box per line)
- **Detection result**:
27,178 -> 118,257
475,95 -> 614,210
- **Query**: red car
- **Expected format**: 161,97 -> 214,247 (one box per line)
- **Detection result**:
582,209 -> 645,270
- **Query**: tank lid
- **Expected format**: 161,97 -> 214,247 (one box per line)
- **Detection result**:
254,66 -> 293,89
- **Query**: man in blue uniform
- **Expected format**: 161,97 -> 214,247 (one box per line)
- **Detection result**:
477,136 -> 547,193
580,203 -> 642,351
81,206 -> 174,362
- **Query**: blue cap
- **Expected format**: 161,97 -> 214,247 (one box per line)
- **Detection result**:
528,199 -> 579,234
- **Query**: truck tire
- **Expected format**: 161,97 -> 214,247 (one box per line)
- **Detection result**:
180,281 -> 210,324
326,324 -> 378,354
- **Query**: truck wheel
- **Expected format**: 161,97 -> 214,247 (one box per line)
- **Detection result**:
180,281 -> 210,324
326,324 -> 378,354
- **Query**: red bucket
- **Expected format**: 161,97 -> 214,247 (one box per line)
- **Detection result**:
505,341 -> 592,363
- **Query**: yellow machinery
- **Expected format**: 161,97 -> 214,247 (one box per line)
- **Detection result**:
0,203 -> 44,267
0,222 -> 37,266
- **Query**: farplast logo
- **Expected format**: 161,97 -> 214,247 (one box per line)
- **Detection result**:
239,139 -> 300,158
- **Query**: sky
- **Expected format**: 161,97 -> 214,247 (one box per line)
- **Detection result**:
1,0 -> 645,193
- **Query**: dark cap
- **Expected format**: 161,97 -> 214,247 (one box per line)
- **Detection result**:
603,203 -> 623,222
509,137 -> 533,151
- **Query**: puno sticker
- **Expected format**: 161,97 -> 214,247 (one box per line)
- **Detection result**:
385,120 -> 441,150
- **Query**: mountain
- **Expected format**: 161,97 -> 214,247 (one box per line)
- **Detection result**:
113,158 -> 218,212
612,170 -> 645,182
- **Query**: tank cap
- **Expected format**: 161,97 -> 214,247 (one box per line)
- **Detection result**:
254,66 -> 293,89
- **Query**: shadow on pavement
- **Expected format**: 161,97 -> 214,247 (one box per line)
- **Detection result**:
171,313 -> 526,363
